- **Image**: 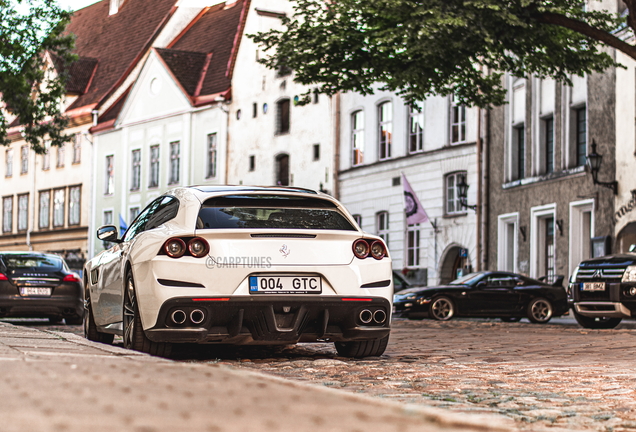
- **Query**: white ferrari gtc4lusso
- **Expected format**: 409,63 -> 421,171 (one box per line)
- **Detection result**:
84,186 -> 392,357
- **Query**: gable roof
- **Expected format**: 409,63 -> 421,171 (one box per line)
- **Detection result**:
155,48 -> 210,97
65,0 -> 177,111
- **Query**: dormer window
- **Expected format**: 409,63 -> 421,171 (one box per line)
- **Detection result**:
110,0 -> 125,15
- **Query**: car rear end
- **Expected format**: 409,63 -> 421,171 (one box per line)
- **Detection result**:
0,253 -> 84,322
135,191 -> 393,346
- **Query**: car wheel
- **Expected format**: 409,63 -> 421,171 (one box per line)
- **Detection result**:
573,310 -> 622,329
334,335 -> 389,358
84,294 -> 114,344
65,316 -> 83,325
429,296 -> 454,321
123,272 -> 172,357
500,316 -> 521,323
527,298 -> 553,323
48,316 -> 63,324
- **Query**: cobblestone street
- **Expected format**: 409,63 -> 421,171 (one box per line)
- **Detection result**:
14,316 -> 636,431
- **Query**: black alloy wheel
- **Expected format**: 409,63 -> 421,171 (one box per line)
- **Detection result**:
334,335 -> 389,358
84,292 -> 114,344
429,296 -> 455,321
123,272 -> 172,357
527,298 -> 553,324
573,310 -> 622,329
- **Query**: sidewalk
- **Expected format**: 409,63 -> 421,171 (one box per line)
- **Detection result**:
0,322 -> 513,432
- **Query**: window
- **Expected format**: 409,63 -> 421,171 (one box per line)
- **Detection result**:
105,155 -> 114,195
376,211 -> 389,244
149,145 -> 160,188
56,144 -> 65,168
544,217 -> 555,283
575,107 -> 587,166
544,117 -> 554,174
351,110 -> 364,166
39,191 -> 50,229
275,153 -> 289,186
530,204 -> 556,280
42,143 -> 50,171
206,134 -> 217,179
352,214 -> 362,227
252,102 -> 258,118
53,188 -> 65,227
131,149 -> 141,191
276,99 -> 290,134
450,96 -> 466,144
406,225 -> 420,267
445,171 -> 467,215
409,102 -> 425,153
498,213 -> 518,272
103,210 -> 113,226
17,194 -> 28,231
569,200 -> 593,276
249,155 -> 255,172
68,186 -> 81,226
378,102 -> 392,160
5,149 -> 12,177
313,144 -> 320,161
72,134 -> 81,164
169,141 -> 180,185
2,196 -> 13,233
515,126 -> 525,179
129,206 -> 140,224
20,145 -> 28,174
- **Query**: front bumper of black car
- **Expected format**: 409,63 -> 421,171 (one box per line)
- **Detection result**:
145,295 -> 391,344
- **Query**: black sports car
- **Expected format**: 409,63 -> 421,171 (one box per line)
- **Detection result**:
0,252 -> 84,324
393,271 -> 568,323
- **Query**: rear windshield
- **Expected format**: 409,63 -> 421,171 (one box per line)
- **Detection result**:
197,195 -> 356,231
1,255 -> 63,270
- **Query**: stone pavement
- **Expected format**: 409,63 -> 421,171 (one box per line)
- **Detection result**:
216,318 -> 636,432
0,321 -> 512,432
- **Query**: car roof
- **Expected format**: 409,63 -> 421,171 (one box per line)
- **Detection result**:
189,185 -> 318,195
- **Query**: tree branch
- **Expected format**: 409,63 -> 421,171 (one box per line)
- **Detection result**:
536,11 -> 636,61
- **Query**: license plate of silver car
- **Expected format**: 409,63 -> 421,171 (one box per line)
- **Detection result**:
582,282 -> 606,291
249,276 -> 322,294
19,287 -> 52,296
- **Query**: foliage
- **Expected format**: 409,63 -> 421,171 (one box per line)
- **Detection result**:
251,0 -> 626,107
0,0 -> 75,153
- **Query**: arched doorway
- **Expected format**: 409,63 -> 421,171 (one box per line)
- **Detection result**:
439,245 -> 472,284
617,222 -> 636,253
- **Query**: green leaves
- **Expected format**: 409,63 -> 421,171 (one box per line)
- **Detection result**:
0,0 -> 75,154
250,0 -> 623,108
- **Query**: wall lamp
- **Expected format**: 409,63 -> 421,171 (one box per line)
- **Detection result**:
456,175 -> 477,211
586,140 -> 617,194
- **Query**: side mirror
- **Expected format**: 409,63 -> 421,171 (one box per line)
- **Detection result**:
97,225 -> 121,243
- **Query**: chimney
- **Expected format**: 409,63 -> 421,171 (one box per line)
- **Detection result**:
109,0 -> 126,15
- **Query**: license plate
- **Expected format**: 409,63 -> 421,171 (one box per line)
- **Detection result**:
582,282 -> 606,292
20,287 -> 52,296
249,276 -> 322,294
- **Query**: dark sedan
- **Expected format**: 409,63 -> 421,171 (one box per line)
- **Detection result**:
393,271 -> 568,323
0,252 -> 84,324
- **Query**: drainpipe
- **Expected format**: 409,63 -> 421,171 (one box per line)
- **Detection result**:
481,109 -> 491,270
333,92 -> 341,199
476,106 -> 482,271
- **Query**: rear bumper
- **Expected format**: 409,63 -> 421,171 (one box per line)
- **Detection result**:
145,295 -> 391,344
0,295 -> 84,318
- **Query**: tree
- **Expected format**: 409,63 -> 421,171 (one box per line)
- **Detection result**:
0,0 -> 74,154
251,0 -> 628,107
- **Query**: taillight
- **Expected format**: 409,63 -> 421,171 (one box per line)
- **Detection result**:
188,237 -> 209,258
63,273 -> 81,283
353,239 -> 370,259
0,273 -> 7,281
370,240 -> 386,260
164,238 -> 187,258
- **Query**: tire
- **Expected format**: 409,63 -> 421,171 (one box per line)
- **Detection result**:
65,316 -> 83,325
123,272 -> 172,357
84,294 -> 114,344
527,298 -> 553,324
501,316 -> 521,323
429,296 -> 455,321
334,335 -> 389,358
48,316 -> 63,324
573,310 -> 622,329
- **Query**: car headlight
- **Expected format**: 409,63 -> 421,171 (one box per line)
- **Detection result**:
622,265 -> 636,283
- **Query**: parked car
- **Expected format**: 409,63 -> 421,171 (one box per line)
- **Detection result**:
84,186 -> 393,357
568,247 -> 636,329
393,271 -> 568,323
0,252 -> 84,324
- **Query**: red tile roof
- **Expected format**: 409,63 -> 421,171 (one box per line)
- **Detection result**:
155,48 -> 209,96
65,0 -> 177,111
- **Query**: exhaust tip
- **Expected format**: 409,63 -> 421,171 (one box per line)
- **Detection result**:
171,310 -> 187,325
359,309 -> 373,324
190,309 -> 205,324
373,309 -> 387,324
